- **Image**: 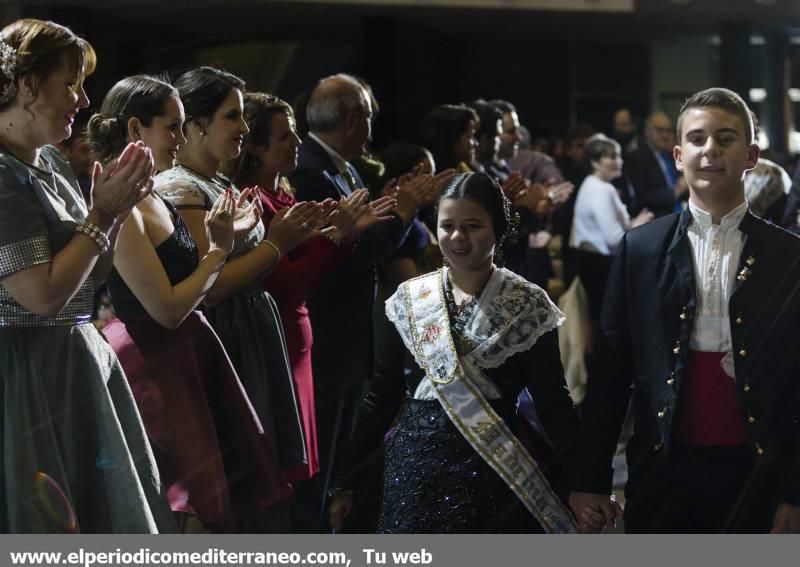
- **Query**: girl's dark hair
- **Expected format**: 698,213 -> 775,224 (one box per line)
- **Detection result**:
0,18 -> 96,112
174,66 -> 245,128
226,92 -> 294,182
379,142 -> 433,184
86,75 -> 176,163
438,172 -> 507,242
419,104 -> 478,171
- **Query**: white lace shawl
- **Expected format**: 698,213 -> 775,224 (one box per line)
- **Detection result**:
385,267 -> 565,400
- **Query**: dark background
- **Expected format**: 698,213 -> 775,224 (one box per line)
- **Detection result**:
5,0 -> 800,161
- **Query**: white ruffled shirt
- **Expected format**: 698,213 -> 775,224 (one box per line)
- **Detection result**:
686,200 -> 748,365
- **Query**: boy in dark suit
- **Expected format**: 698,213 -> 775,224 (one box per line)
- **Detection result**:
569,88 -> 800,533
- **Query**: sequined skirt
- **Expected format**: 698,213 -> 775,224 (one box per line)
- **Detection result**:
377,398 -> 543,534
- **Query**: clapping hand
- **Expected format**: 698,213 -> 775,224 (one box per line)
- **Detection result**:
205,189 -> 235,257
90,141 -> 156,226
320,189 -> 397,242
502,172 -> 527,202
230,187 -> 265,237
546,180 -> 574,206
266,201 -> 328,254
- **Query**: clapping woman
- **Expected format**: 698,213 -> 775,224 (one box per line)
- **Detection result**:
226,92 -> 395,484
0,19 -> 172,532
87,75 -> 295,532
154,67 -> 326,529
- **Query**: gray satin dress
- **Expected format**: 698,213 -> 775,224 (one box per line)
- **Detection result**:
155,165 -> 305,471
0,147 -> 174,533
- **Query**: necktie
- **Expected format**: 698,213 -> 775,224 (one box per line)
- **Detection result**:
342,168 -> 358,192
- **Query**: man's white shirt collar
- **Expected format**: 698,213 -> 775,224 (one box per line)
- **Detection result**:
309,132 -> 349,174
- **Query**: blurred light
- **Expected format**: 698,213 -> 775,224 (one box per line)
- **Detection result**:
709,34 -> 721,46
749,88 -> 767,102
790,130 -> 800,154
789,89 -> 800,102
757,130 -> 770,151
750,35 -> 766,45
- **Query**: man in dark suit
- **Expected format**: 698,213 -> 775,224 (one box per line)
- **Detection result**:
623,111 -> 688,217
288,74 -> 417,531
569,88 -> 800,533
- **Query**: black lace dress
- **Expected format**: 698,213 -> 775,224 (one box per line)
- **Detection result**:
335,274 -> 579,533
103,198 -> 290,531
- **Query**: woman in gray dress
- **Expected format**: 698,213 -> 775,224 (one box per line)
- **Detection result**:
155,67 -> 327,529
0,19 -> 173,532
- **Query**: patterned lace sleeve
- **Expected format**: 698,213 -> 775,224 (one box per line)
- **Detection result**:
0,160 -> 51,278
155,176 -> 210,210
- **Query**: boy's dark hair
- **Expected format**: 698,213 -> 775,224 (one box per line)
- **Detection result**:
677,87 -> 754,144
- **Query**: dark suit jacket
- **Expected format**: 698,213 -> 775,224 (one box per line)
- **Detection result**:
572,208 -> 800,528
288,135 -> 409,392
623,144 -> 676,218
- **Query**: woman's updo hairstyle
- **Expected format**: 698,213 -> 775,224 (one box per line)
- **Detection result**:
174,66 -> 244,132
86,75 -> 176,163
0,18 -> 96,111
438,172 -> 509,243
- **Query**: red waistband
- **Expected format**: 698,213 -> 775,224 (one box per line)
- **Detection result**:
672,350 -> 747,446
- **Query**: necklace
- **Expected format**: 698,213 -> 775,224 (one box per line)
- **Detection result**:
444,268 -> 493,316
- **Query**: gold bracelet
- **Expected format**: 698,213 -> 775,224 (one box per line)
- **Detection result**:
263,239 -> 282,260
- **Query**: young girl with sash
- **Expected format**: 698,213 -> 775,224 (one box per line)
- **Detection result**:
330,172 -> 580,533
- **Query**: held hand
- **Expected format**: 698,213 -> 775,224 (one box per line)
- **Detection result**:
329,493 -> 354,532
770,503 -> 800,533
205,189 -> 235,257
90,142 -> 155,224
231,187 -> 265,237
568,491 -> 620,533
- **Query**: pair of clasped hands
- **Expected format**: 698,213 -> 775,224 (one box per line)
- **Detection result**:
569,492 -> 622,533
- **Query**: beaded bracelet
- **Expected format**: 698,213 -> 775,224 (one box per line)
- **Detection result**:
75,220 -> 110,254
262,238 -> 282,260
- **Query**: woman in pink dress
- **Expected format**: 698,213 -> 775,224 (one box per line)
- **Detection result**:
226,93 -> 395,482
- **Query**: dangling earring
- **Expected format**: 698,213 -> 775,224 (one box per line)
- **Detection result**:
494,245 -> 504,267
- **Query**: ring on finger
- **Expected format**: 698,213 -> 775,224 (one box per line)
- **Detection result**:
219,211 -> 231,219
